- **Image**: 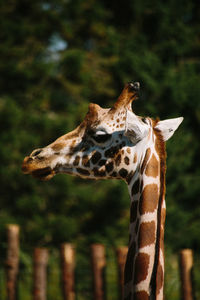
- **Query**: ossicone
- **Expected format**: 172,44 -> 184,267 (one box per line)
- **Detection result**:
113,82 -> 140,110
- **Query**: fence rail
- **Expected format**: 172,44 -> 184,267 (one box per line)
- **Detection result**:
179,249 -> 194,300
3,224 -> 196,300
60,243 -> 75,300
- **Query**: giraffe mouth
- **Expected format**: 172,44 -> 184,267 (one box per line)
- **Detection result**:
31,167 -> 55,181
22,157 -> 55,181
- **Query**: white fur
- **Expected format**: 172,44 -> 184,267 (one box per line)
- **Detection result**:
125,110 -> 149,143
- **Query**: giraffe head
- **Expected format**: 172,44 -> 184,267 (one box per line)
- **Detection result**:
22,82 -> 183,181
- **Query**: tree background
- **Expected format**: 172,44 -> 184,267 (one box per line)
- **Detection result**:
0,0 -> 200,299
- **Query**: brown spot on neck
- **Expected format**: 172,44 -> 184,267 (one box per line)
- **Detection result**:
141,148 -> 151,173
156,263 -> 164,296
133,291 -> 149,300
134,252 -> 150,284
138,221 -> 156,248
145,154 -> 159,178
139,184 -> 159,214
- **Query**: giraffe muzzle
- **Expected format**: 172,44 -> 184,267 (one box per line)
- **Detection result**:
22,156 -> 55,181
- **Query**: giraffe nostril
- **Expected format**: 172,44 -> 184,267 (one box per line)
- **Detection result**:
31,148 -> 43,157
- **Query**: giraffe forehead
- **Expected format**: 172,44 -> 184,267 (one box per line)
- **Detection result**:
91,110 -> 127,134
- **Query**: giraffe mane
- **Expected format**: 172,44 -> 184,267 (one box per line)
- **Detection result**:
151,120 -> 166,296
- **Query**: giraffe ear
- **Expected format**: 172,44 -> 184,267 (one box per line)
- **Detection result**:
154,117 -> 184,141
125,111 -> 149,143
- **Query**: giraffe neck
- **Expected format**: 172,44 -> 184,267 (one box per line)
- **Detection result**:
124,138 -> 166,300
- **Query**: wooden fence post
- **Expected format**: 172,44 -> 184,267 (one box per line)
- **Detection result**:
116,246 -> 128,300
60,243 -> 75,300
5,224 -> 20,300
179,249 -> 194,300
90,244 -> 106,300
33,248 -> 48,300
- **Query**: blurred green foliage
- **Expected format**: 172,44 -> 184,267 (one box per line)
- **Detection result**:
0,0 -> 200,299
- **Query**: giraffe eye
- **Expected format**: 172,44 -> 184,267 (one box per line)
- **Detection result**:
91,131 -> 111,144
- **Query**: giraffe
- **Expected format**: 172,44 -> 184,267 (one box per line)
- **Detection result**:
22,82 -> 183,300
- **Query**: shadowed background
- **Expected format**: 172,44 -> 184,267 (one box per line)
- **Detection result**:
0,0 -> 200,299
